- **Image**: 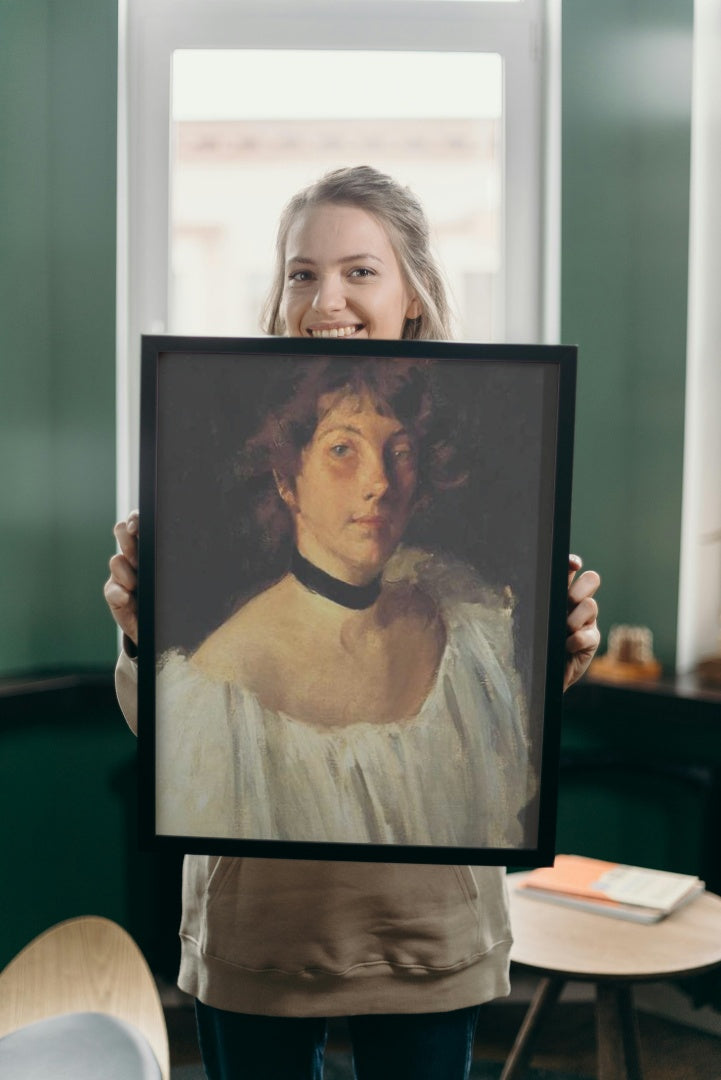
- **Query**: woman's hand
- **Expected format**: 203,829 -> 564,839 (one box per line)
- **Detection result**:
103,510 -> 139,647
564,554 -> 601,691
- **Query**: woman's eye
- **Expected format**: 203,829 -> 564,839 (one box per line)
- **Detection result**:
329,443 -> 352,458
392,445 -> 415,461
288,270 -> 313,283
349,267 -> 375,279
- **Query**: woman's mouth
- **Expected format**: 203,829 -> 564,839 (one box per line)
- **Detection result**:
307,324 -> 364,339
353,515 -> 387,528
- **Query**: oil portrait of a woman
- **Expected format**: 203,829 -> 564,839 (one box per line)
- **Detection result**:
153,354 -> 539,851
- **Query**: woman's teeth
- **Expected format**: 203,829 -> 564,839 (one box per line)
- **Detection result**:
310,325 -> 360,338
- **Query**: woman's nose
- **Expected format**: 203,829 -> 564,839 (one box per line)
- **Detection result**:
312,274 -> 345,315
362,454 -> 390,499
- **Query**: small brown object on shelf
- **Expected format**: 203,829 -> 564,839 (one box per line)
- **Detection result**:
590,624 -> 662,683
696,654 -> 721,689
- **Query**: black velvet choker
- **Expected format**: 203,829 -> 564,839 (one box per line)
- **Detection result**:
290,548 -> 382,610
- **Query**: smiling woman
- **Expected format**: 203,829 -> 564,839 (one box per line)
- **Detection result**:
281,204 -> 422,341
263,166 -> 452,341
108,160 -> 598,1080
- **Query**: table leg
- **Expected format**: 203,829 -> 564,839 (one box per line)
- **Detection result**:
500,976 -> 565,1080
596,982 -> 643,1080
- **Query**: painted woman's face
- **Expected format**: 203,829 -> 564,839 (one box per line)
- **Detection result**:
281,203 -> 421,341
282,393 -> 418,584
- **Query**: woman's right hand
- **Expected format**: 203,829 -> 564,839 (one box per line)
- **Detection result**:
104,510 -> 139,646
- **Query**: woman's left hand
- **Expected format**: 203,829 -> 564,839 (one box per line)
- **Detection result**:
564,555 -> 601,691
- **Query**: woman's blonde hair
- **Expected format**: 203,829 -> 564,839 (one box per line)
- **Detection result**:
261,165 -> 454,341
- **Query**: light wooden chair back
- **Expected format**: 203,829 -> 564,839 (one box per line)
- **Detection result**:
0,915 -> 169,1080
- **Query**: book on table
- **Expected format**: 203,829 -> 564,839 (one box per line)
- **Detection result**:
514,854 -> 705,923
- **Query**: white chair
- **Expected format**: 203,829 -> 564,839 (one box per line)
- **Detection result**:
0,915 -> 170,1079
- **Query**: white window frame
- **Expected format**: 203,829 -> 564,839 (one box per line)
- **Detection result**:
676,0 -> 721,674
116,0 -> 558,511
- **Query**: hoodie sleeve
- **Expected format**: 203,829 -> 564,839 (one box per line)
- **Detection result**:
115,646 -> 139,735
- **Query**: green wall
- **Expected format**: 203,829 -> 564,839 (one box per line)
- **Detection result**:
0,0 -> 118,675
562,0 -> 693,669
0,0 -> 130,970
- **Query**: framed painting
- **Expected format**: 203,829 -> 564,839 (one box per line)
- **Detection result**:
137,336 -> 576,865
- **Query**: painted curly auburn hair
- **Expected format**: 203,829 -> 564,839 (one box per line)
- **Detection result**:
237,356 -> 467,552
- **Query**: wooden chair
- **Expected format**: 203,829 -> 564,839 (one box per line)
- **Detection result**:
0,915 -> 170,1079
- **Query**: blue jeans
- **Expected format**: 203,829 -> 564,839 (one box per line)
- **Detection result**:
195,1000 -> 481,1080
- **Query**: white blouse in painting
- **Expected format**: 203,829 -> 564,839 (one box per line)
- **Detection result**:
154,549 -> 539,849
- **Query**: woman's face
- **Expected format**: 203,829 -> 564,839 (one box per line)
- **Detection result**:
282,393 -> 418,584
281,203 -> 421,341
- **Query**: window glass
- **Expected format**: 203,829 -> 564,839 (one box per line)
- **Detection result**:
170,50 -> 503,341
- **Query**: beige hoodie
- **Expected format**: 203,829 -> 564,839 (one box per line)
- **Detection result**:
117,650 -> 512,1016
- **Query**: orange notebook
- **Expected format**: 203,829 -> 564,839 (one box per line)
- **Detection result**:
516,855 -> 704,923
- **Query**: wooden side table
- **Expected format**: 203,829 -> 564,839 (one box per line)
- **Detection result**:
503,873 -> 721,1080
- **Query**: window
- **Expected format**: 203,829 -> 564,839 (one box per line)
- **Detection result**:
169,49 -> 503,340
117,0 -> 556,509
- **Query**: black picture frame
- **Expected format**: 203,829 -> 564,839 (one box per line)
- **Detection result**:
138,335 -> 576,866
